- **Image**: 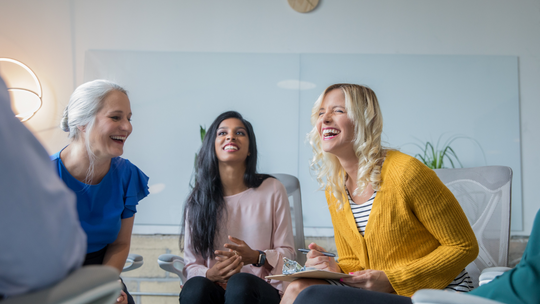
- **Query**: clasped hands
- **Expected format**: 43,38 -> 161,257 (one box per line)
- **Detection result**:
304,242 -> 394,293
206,235 -> 259,283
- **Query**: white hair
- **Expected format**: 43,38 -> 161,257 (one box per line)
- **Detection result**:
60,79 -> 127,183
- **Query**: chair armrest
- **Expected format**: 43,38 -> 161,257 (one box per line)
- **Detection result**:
3,266 -> 121,304
479,267 -> 512,286
123,253 -> 144,272
412,289 -> 504,304
158,254 -> 187,285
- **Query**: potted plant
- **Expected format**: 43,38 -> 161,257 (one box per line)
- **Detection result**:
190,125 -> 207,187
411,135 -> 485,169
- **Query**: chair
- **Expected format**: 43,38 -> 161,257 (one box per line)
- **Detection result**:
434,166 -> 512,287
123,253 -> 143,272
157,173 -> 306,284
158,254 -> 188,286
412,289 -> 504,304
477,267 -> 511,286
410,166 -> 513,304
273,173 -> 306,265
412,266 -> 512,304
2,266 -> 121,304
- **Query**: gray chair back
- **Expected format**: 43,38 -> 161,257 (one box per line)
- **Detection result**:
273,174 -> 306,265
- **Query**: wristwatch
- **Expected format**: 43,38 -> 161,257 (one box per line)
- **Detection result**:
253,250 -> 266,267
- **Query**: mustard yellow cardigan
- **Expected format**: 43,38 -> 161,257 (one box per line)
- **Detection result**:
327,150 -> 479,297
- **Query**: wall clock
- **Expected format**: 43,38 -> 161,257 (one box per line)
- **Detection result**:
288,0 -> 319,13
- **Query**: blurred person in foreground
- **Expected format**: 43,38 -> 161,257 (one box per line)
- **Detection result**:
0,76 -> 86,299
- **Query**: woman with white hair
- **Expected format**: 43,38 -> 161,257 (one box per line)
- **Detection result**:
280,83 -> 478,304
51,79 -> 149,304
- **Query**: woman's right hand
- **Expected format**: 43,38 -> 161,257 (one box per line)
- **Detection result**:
304,243 -> 341,273
206,250 -> 244,282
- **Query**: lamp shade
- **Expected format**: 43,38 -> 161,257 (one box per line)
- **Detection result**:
0,58 -> 42,121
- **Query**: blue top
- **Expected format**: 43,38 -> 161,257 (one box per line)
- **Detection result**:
469,209 -> 540,304
51,150 -> 149,253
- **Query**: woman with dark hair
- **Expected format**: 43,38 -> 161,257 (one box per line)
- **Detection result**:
179,111 -> 295,304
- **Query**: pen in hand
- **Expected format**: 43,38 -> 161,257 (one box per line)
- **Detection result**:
298,248 -> 336,257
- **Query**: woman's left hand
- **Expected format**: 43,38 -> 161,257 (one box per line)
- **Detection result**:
340,270 -> 395,293
219,235 -> 260,265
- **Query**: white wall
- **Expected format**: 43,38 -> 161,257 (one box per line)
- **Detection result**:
1,0 -> 539,235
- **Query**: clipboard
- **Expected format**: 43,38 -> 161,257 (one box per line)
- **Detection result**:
266,269 -> 353,282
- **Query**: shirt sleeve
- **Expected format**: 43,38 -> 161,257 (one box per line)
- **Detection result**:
385,159 -> 479,295
122,162 -> 150,219
182,218 -> 210,280
469,210 -> 540,304
263,179 -> 296,276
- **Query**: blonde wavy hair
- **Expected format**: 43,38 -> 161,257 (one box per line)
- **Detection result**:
309,83 -> 385,209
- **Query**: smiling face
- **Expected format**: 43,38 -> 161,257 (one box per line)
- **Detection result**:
88,90 -> 132,160
316,89 -> 356,158
214,118 -> 250,165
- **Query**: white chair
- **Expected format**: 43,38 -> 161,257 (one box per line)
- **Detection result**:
412,289 -> 504,304
2,266 -> 121,304
477,267 -> 511,286
158,254 -> 188,286
412,267 -> 512,303
123,253 -> 144,272
411,166 -> 513,304
157,173 -> 306,284
434,166 -> 512,287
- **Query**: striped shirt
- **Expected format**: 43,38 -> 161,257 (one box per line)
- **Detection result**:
347,188 -> 375,236
327,187 -> 474,292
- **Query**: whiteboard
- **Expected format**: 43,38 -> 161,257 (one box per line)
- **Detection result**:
83,51 -> 521,232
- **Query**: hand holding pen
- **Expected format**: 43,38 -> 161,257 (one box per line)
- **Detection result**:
298,248 -> 335,257
302,243 -> 341,273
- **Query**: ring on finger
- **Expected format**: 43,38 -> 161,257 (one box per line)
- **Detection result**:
234,251 -> 238,256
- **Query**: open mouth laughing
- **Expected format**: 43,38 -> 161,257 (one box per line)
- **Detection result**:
111,135 -> 127,144
322,128 -> 341,140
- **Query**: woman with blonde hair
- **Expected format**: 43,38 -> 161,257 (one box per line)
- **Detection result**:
280,83 -> 478,304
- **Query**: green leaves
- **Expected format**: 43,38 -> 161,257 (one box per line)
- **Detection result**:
411,135 -> 484,169
194,125 -> 207,165
192,125 -> 207,188
200,125 -> 207,143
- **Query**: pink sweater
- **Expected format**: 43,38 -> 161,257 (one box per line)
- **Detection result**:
183,177 -> 296,292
